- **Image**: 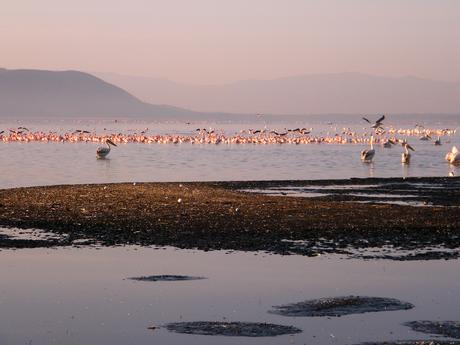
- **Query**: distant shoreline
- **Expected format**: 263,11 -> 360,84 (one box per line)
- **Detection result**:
1,177 -> 460,259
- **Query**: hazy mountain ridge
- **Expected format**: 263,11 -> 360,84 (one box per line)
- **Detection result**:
97,72 -> 460,114
0,69 -> 195,118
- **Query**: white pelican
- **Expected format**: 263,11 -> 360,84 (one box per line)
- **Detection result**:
400,140 -> 415,164
445,146 -> 460,165
362,115 -> 385,131
96,139 -> 117,159
360,136 -> 375,162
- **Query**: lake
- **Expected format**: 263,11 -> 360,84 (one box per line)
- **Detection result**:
1,115 -> 459,189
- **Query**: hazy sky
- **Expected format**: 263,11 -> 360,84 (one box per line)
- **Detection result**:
1,0 -> 459,84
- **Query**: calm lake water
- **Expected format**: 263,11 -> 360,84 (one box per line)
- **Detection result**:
1,115 -> 460,345
0,245 -> 459,345
1,115 -> 460,188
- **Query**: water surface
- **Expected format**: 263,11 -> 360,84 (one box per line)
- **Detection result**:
0,246 -> 459,345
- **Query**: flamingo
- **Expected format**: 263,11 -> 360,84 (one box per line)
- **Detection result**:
96,139 -> 117,159
382,139 -> 396,148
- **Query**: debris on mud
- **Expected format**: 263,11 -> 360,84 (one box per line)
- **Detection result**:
1,177 -> 460,258
128,275 -> 205,282
164,321 -> 302,337
269,296 -> 414,317
404,321 -> 460,339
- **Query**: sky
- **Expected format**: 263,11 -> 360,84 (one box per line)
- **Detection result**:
1,0 -> 459,84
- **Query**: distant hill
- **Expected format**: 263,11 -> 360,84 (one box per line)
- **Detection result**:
97,72 -> 460,114
0,68 -> 195,118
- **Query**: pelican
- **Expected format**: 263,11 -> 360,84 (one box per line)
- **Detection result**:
96,139 -> 117,159
362,115 -> 385,130
360,136 -> 375,162
445,146 -> 460,165
400,140 -> 415,164
434,137 -> 442,146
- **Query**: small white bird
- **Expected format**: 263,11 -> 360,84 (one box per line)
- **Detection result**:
445,146 -> 460,165
96,139 -> 117,159
400,140 -> 415,164
360,136 -> 375,162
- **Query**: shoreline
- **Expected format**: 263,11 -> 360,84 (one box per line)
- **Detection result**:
1,177 -> 460,258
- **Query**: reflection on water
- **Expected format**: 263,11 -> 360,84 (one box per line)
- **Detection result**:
0,246 -> 459,345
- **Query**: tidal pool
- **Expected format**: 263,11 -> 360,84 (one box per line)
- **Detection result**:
0,246 -> 459,344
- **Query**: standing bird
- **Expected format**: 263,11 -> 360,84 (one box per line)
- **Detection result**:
445,146 -> 460,165
96,139 -> 117,159
360,136 -> 375,162
400,140 -> 415,164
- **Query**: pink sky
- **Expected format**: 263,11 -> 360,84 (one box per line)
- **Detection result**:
1,0 -> 459,84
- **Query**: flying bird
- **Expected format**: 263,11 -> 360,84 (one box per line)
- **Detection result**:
362,115 -> 385,130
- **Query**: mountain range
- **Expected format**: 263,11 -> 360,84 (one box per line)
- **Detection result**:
0,68 -> 194,118
97,72 -> 460,115
1,68 -> 459,119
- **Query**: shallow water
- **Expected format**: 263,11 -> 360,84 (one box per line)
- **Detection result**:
0,245 -> 459,345
1,116 -> 460,189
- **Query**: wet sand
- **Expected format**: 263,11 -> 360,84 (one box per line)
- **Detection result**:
1,177 -> 459,257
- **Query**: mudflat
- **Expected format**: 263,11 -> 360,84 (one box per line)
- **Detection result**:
1,177 -> 459,256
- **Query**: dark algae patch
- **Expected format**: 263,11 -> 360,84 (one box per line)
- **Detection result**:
270,296 -> 414,317
355,341 -> 460,345
1,177 -> 460,258
164,321 -> 302,337
128,275 -> 205,282
404,321 -> 460,339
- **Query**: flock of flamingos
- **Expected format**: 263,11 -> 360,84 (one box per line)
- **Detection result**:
1,115 -> 459,164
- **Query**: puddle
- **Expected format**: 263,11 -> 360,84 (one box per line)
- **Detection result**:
164,321 -> 302,337
240,180 -> 458,206
347,193 -> 418,198
352,248 -> 460,261
128,275 -> 206,282
240,188 -> 330,198
0,226 -> 64,242
1,246 -> 460,345
269,296 -> 414,317
404,321 -> 460,339
354,200 -> 432,207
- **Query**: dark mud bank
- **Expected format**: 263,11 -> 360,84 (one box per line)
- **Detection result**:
1,177 -> 460,258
